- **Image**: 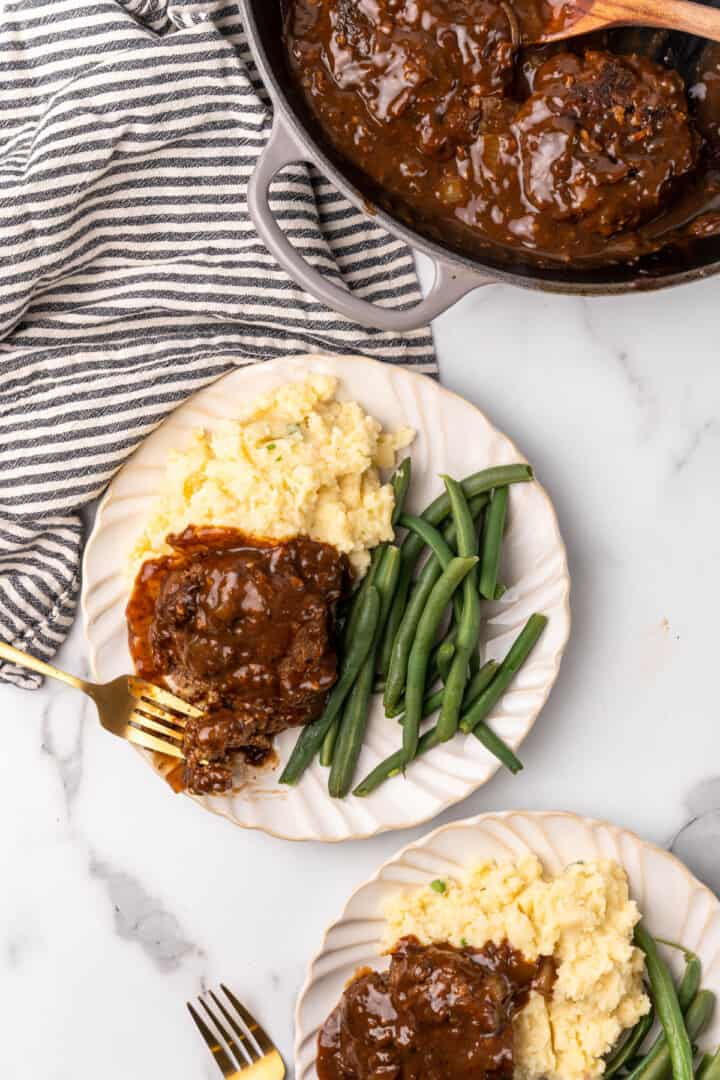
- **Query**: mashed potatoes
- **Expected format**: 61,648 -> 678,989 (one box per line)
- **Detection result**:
130,375 -> 414,577
383,856 -> 650,1080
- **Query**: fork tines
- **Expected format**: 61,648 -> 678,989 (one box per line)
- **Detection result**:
188,985 -> 283,1079
128,676 -> 203,718
126,712 -> 186,759
127,677 -> 201,759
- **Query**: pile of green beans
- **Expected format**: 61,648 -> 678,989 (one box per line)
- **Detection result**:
282,457 -> 548,798
602,927 -> 720,1080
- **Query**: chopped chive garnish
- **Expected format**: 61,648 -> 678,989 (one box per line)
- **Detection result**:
430,879 -> 447,894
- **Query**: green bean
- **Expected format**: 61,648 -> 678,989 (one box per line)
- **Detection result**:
325,544 -> 386,765
402,557 -> 478,760
328,669 -> 367,793
377,509 -> 461,679
355,715 -> 522,796
343,542 -> 385,646
427,624 -> 459,685
655,941 -> 702,1012
445,492 -> 488,554
467,491 -> 491,522
605,1009 -> 655,1078
390,688 -> 430,721
386,466 -> 517,628
280,586 -> 381,785
625,945 -> 703,1072
391,458 -> 412,526
355,662 -> 512,796
377,556 -> 415,678
443,475 -> 479,556
329,547 -> 402,798
465,660 -> 501,705
494,583 -> 507,601
394,660 -> 499,725
328,656 -> 375,798
697,1050 -> 720,1080
324,571 -> 391,764
385,514 -> 466,709
437,477 -> 481,742
443,516 -> 467,626
679,958 -> 702,1013
319,717 -> 338,767
393,686 -> 445,724
381,476 -> 495,676
419,687 -> 445,719
634,925 -> 694,1080
379,493 -> 486,681
354,724 -> 442,796
385,508 -> 465,703
479,486 -> 509,600
384,554 -> 445,710
399,514 -> 455,568
460,614 -> 548,734
436,640 -> 455,682
624,992 -> 715,1080
472,722 -> 523,773
697,1055 -> 712,1080
417,465 -> 532,529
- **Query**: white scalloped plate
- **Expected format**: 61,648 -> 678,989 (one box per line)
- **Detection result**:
81,354 -> 570,842
295,811 -> 720,1078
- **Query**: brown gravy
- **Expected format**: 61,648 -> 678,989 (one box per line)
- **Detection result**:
284,0 -> 720,266
317,935 -> 556,1080
126,526 -> 349,794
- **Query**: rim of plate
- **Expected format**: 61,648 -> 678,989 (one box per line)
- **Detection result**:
81,353 -> 572,842
294,810 -> 720,1075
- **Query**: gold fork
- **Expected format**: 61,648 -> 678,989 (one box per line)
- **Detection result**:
0,641 -> 201,758
188,985 -> 285,1080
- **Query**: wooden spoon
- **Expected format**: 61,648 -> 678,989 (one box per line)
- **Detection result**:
529,0 -> 720,44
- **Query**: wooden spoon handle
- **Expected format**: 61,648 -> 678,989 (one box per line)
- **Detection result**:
608,0 -> 720,38
539,0 -> 720,44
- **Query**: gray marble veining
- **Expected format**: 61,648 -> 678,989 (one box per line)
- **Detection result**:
89,854 -> 199,973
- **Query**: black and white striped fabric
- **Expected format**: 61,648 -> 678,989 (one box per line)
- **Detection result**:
0,0 -> 436,688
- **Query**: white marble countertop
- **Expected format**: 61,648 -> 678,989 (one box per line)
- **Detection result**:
2,276 -> 720,1079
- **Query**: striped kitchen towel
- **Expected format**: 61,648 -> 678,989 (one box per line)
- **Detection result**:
0,0 -> 436,687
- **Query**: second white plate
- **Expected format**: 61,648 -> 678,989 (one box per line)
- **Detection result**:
82,353 -> 570,842
295,811 -> 720,1079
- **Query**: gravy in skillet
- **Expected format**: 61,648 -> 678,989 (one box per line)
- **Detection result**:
285,0 -> 720,266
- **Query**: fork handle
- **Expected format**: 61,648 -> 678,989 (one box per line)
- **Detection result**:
0,641 -> 89,692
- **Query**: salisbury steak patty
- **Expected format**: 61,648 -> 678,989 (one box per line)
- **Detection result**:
126,526 -> 349,794
511,51 -> 698,237
287,0 -> 518,171
317,936 -> 555,1080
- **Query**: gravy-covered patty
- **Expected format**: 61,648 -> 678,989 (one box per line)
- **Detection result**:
127,526 -> 349,794
498,51 -> 697,245
317,935 -> 555,1080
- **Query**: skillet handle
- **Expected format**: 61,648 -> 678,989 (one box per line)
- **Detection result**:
248,113 -> 493,333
